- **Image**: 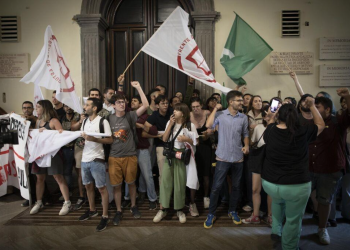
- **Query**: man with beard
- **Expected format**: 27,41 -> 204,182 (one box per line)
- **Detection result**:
297,94 -> 314,126
103,87 -> 115,115
309,89 -> 350,245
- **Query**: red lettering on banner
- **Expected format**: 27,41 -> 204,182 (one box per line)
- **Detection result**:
4,163 -> 10,179
0,166 -> 7,186
11,160 -> 17,177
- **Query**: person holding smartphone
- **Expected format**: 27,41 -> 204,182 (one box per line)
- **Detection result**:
261,98 -> 325,250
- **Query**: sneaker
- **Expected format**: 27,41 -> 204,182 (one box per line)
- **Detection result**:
137,192 -> 146,204
242,214 -> 260,224
153,210 -> 167,223
204,213 -> 216,229
79,209 -> 98,221
30,202 -> 44,215
189,203 -> 199,217
318,228 -> 330,245
130,206 -> 141,219
21,200 -> 29,207
73,198 -> 86,211
242,205 -> 253,212
177,211 -> 186,223
96,216 -> 110,232
59,201 -> 71,216
149,201 -> 158,210
203,197 -> 210,209
228,211 -> 242,225
266,215 -> 273,227
113,211 -> 123,226
121,199 -> 131,208
271,234 -> 281,242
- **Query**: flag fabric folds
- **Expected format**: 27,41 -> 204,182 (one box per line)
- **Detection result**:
20,26 -> 83,113
141,7 -> 232,94
220,13 -> 273,86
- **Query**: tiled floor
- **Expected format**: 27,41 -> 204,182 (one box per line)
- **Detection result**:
0,193 -> 349,250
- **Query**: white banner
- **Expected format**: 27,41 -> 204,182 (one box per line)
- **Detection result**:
20,26 -> 83,113
0,114 -> 30,199
141,7 -> 232,94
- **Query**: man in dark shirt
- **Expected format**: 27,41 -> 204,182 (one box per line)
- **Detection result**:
52,90 -> 65,120
297,94 -> 314,126
309,88 -> 350,245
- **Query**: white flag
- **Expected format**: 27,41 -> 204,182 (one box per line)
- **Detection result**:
141,7 -> 232,94
33,84 -> 44,116
20,26 -> 83,113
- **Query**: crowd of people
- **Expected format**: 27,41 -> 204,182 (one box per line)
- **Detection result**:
18,73 -> 350,249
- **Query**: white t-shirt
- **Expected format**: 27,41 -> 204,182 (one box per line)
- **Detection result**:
81,116 -> 112,162
103,103 -> 115,114
251,124 -> 266,148
165,122 -> 198,149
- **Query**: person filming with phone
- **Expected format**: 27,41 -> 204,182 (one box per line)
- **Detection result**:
261,97 -> 325,250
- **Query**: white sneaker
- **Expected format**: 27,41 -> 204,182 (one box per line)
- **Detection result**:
189,203 -> 199,217
318,228 -> 330,245
243,205 -> 253,212
30,202 -> 44,215
59,201 -> 71,216
177,211 -> 186,223
153,210 -> 167,223
204,197 -> 210,209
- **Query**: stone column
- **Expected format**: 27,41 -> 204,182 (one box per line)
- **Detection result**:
73,14 -> 108,96
191,0 -> 220,101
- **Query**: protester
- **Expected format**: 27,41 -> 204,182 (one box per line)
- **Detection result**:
190,97 -> 212,210
309,89 -> 350,245
147,88 -> 161,115
156,84 -> 167,96
108,81 -> 149,226
175,91 -> 183,102
78,97 -> 113,232
211,93 -> 222,104
205,96 -> 218,113
261,99 -> 325,250
170,96 -> 181,108
52,91 -> 65,120
242,93 -> 253,114
153,103 -> 198,223
316,91 -> 336,115
103,87 -> 115,114
192,89 -> 200,98
204,90 -> 249,228
30,100 -> 71,216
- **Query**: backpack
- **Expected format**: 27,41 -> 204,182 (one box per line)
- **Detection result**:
82,117 -> 110,162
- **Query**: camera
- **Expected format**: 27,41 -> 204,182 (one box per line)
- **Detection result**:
0,119 -> 18,149
163,142 -> 191,165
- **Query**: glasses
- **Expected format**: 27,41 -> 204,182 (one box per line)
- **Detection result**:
116,101 -> 125,105
233,99 -> 244,102
22,107 -> 33,110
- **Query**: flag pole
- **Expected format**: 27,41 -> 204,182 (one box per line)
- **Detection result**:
274,52 -> 293,72
122,49 -> 143,75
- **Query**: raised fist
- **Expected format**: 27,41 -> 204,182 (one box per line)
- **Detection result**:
337,88 -> 350,97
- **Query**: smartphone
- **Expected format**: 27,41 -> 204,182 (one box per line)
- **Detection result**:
270,99 -> 279,113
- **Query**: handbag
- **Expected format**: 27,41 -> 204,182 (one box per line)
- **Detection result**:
248,125 -> 274,174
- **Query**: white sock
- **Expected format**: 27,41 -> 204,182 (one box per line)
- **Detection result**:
37,200 -> 42,205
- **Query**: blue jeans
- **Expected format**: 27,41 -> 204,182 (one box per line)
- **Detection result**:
124,149 -> 157,202
81,161 -> 106,188
209,161 -> 243,215
62,147 -> 74,190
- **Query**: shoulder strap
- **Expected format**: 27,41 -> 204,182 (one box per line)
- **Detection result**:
126,112 -> 138,145
186,121 -> 191,131
82,118 -> 88,130
99,117 -> 105,134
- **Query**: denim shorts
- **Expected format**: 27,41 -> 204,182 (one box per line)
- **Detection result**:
81,161 -> 106,188
311,171 -> 343,205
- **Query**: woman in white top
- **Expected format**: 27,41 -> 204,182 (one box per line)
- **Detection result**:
153,103 -> 198,224
242,105 -> 273,225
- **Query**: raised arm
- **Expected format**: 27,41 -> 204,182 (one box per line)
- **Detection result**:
206,103 -> 222,128
305,97 -> 325,136
131,81 -> 149,117
289,72 -> 305,97
118,74 -> 124,92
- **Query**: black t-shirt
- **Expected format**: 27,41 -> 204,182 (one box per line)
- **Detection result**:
55,107 -> 66,120
262,123 -> 318,185
147,108 -> 173,147
298,113 -> 313,126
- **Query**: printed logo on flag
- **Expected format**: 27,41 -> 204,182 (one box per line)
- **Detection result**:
177,36 -> 216,83
46,35 -> 75,93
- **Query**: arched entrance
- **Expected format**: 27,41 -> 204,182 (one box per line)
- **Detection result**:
74,0 -> 219,100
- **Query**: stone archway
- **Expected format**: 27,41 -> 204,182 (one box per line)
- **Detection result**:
74,0 -> 219,99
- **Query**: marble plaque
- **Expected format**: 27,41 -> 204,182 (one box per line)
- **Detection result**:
319,38 -> 350,60
0,53 -> 29,78
270,52 -> 314,74
319,65 -> 350,87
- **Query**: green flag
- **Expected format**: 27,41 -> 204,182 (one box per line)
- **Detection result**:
220,13 -> 273,86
